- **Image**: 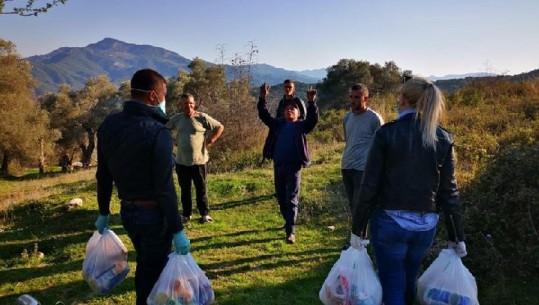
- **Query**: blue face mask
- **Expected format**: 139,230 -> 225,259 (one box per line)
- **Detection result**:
152,90 -> 166,116
157,99 -> 166,115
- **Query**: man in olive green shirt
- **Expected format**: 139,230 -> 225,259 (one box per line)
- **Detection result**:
167,93 -> 224,223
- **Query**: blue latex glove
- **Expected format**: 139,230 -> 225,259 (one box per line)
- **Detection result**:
173,230 -> 190,255
95,214 -> 109,234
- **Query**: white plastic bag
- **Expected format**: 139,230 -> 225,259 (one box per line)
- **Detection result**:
82,228 -> 130,294
319,247 -> 382,305
147,253 -> 215,305
417,249 -> 479,305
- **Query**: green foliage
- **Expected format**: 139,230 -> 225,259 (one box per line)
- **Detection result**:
316,59 -> 404,109
461,134 -> 539,302
0,39 -> 59,174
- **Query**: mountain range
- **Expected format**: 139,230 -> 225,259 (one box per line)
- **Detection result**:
27,38 -> 323,95
26,38 -> 539,95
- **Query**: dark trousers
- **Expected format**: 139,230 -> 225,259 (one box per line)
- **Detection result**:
341,168 -> 364,213
120,202 -> 173,305
274,162 -> 302,236
175,163 -> 209,217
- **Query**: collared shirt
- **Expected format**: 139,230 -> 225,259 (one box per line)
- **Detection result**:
398,108 -> 415,119
385,108 -> 438,231
166,112 -> 222,166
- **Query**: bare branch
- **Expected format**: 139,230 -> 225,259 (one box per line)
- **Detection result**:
0,0 -> 67,17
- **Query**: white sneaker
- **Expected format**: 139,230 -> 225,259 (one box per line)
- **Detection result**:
200,215 -> 213,223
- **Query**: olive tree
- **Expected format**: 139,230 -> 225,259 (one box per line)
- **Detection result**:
0,39 -> 58,175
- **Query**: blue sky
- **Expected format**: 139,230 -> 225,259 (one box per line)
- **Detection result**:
0,0 -> 537,77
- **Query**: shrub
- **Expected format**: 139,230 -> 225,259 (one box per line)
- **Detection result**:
462,129 -> 539,282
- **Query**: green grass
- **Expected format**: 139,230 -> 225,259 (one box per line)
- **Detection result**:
0,144 -> 353,305
1,141 -> 537,304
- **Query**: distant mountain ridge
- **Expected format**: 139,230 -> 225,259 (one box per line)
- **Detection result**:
27,38 -> 321,95
26,38 -> 539,95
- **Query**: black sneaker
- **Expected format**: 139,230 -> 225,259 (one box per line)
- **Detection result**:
181,216 -> 191,224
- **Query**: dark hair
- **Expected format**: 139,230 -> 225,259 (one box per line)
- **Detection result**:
402,74 -> 413,84
180,93 -> 194,100
283,79 -> 294,85
350,83 -> 369,96
130,69 -> 166,99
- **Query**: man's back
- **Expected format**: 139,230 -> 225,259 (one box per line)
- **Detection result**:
97,101 -> 169,200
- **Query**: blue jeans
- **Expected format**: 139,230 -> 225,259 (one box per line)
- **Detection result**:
370,209 -> 436,305
274,162 -> 302,236
121,202 -> 173,305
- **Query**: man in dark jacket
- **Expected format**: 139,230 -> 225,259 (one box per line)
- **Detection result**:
275,79 -> 307,120
258,83 -> 319,244
95,69 -> 190,305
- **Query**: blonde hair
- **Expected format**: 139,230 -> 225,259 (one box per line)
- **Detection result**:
401,77 -> 445,148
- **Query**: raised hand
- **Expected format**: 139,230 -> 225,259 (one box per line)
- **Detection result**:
306,86 -> 317,101
259,83 -> 270,98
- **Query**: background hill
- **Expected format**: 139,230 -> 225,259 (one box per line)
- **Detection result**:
27,38 -> 320,95
26,37 -> 539,95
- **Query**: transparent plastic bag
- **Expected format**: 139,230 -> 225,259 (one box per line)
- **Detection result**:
147,253 -> 215,305
417,249 -> 479,305
319,247 -> 382,305
82,228 -> 130,294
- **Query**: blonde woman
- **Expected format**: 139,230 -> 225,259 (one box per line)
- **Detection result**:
350,77 -> 466,305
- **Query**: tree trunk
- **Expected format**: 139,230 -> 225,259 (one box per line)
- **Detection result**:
1,153 -> 10,175
60,153 -> 70,173
38,138 -> 45,174
80,129 -> 96,167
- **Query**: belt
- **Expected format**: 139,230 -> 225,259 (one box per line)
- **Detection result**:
123,199 -> 159,208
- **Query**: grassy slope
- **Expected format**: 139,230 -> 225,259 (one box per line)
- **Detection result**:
0,143 -> 352,305
1,141 -> 537,304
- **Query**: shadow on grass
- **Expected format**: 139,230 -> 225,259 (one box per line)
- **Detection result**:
0,273 -> 136,305
212,253 -> 338,305
0,167 -> 95,182
0,171 -> 64,182
212,194 -> 275,210
202,247 -> 338,279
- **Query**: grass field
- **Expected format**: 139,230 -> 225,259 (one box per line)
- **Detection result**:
0,144 -> 356,305
1,142 -> 537,304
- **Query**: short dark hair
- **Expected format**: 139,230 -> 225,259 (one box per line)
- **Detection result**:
350,83 -> 369,96
180,93 -> 194,100
283,79 -> 294,85
130,69 -> 166,99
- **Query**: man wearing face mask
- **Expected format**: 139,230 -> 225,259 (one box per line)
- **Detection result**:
95,68 -> 190,305
166,93 -> 224,224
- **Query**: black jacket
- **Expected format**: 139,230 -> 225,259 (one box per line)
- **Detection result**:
258,97 -> 319,167
96,101 -> 183,234
352,113 -> 465,242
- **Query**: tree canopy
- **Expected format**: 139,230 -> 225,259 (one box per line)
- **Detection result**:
316,59 -> 408,109
0,39 -> 59,174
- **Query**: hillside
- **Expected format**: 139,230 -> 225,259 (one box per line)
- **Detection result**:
27,38 -> 320,95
